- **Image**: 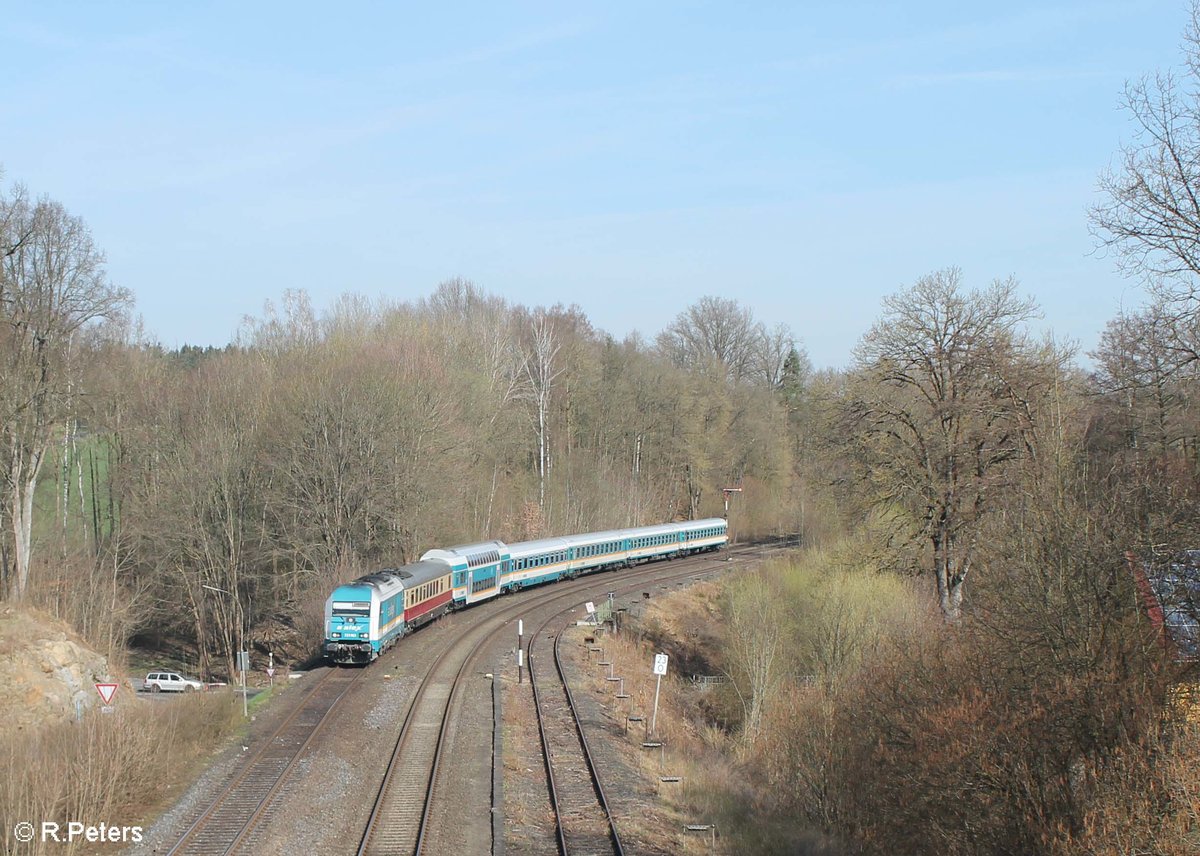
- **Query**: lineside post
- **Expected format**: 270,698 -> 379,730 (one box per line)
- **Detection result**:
651,652 -> 668,735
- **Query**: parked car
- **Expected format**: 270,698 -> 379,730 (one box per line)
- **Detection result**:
144,671 -> 204,693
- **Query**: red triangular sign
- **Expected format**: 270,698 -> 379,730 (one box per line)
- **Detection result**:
95,683 -> 118,704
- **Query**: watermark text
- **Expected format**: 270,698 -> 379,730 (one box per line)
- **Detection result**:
11,821 -> 142,845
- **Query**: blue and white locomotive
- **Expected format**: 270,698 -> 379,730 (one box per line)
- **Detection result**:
324,518 -> 727,663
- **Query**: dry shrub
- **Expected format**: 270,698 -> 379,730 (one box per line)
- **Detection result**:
824,519 -> 1178,856
832,623 -> 1176,856
755,684 -> 842,831
26,547 -> 143,671
725,491 -> 1197,856
1071,720 -> 1200,855
0,693 -> 240,855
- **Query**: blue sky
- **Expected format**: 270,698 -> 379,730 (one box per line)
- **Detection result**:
0,2 -> 1184,367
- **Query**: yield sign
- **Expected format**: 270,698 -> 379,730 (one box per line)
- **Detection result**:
266,668 -> 276,678
95,683 -> 118,705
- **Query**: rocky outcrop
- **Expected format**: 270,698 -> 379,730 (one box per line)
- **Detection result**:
0,605 -> 117,732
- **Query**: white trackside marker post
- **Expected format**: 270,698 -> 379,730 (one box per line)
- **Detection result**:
518,620 -> 524,684
651,653 -> 668,736
238,650 -> 250,719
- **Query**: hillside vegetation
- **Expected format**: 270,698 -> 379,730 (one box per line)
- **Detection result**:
625,527 -> 1198,855
5,9 -> 1200,848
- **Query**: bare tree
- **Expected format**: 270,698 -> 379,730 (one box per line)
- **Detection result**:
658,296 -> 760,381
0,184 -> 131,599
1092,4 -> 1200,366
754,322 -> 799,388
724,570 -> 786,750
517,310 -> 564,510
1092,301 -> 1194,456
846,269 -> 1042,620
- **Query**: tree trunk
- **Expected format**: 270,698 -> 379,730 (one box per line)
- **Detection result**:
934,535 -> 965,621
538,398 -> 547,509
9,443 -> 44,600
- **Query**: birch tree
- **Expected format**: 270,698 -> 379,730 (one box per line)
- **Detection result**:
518,310 -> 563,510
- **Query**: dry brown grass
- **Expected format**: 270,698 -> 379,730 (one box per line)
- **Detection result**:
0,693 -> 241,856
568,618 -> 840,855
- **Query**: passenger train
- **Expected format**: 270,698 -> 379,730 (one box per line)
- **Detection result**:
324,518 -> 728,663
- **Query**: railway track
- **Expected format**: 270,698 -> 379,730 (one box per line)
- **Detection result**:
529,612 -> 624,856
160,539 -> 781,855
164,667 -> 362,855
355,613 -> 488,855
518,540 -> 780,855
354,566 -> 687,855
359,545 -> 763,856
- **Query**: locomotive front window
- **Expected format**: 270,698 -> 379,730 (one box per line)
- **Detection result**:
333,601 -> 371,616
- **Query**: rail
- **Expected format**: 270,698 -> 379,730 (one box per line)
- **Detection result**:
164,667 -> 361,855
529,613 -> 625,856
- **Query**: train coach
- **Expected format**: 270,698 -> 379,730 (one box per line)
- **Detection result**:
324,517 -> 727,663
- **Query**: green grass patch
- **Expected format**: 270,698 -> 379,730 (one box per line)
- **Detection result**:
31,430 -> 118,551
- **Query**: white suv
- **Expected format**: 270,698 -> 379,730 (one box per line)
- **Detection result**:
144,671 -> 204,693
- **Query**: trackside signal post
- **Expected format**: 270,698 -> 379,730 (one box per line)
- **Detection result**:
203,582 -> 250,718
721,486 -> 742,518
722,486 -> 742,543
651,652 -> 668,735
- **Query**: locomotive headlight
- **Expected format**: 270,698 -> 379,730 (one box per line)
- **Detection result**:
331,632 -> 341,638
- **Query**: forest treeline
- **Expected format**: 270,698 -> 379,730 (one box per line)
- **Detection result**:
4,8 -> 1200,848
0,224 -> 816,678
1,168 -> 1199,682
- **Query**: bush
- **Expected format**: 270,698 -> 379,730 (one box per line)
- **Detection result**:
0,694 -> 240,855
823,509 -> 1178,855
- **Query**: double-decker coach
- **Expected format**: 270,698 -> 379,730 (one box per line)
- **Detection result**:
421,540 -> 509,606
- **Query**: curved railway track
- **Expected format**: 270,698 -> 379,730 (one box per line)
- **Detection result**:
518,540 -> 783,855
358,544 -> 763,856
160,539 -> 781,855
355,610 -> 491,855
